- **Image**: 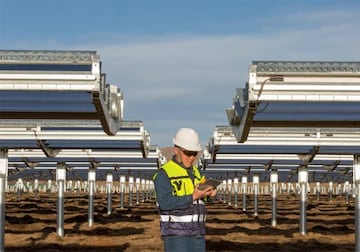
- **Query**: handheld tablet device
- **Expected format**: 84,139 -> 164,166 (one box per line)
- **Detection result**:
198,178 -> 222,190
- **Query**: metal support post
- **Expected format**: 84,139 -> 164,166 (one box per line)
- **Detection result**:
316,182 -> 320,201
353,155 -> 360,252
141,179 -> 145,203
150,180 -> 155,199
129,176 -> 134,207
56,163 -> 66,237
221,180 -> 226,203
47,179 -> 52,195
67,180 -> 73,193
328,181 -> 333,202
88,169 -> 96,227
16,178 -> 24,201
233,178 -> 239,208
136,178 -> 140,205
344,181 -> 350,205
253,174 -> 259,217
227,179 -> 232,206
106,173 -> 113,215
270,170 -> 278,227
242,175 -> 247,212
34,179 -> 39,199
145,179 -> 149,201
76,180 -> 81,194
356,183 -> 360,252
120,175 -> 126,209
0,149 -> 8,252
298,167 -> 308,235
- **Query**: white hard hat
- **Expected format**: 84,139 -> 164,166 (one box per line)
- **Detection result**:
173,128 -> 202,151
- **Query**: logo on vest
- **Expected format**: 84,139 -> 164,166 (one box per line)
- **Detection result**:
172,180 -> 182,194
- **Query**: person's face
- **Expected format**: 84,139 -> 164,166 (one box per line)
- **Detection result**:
174,146 -> 199,168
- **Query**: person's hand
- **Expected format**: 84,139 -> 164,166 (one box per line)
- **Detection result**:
193,185 -> 216,201
210,188 -> 217,197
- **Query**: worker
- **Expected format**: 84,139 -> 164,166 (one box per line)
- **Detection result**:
153,128 -> 217,252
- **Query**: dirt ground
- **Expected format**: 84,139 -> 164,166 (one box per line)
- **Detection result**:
4,190 -> 355,252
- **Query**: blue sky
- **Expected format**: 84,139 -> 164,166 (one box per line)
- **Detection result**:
1,0 -> 360,148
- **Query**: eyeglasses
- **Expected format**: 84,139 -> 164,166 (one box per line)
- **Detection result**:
179,148 -> 198,157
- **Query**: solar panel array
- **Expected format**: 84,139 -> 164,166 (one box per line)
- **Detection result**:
0,50 -> 161,182
204,61 -> 360,184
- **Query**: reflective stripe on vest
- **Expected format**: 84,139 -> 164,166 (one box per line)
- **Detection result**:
160,200 -> 206,223
160,214 -> 207,223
